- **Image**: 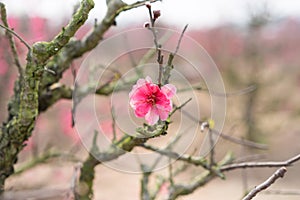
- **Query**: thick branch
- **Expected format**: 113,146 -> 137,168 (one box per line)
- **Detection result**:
32,0 -> 94,63
40,0 -> 160,90
38,84 -> 73,111
38,76 -> 134,112
77,123 -> 169,198
77,135 -> 150,200
78,131 -> 100,200
0,0 -> 94,193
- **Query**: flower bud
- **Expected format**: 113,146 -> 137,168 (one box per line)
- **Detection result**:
145,2 -> 151,9
153,10 -> 161,20
143,22 -> 150,28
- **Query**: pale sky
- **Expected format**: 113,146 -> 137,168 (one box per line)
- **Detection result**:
1,0 -> 300,29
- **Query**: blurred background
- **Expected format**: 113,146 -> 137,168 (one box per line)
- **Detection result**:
0,0 -> 300,199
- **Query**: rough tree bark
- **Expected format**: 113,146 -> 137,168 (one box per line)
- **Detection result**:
0,0 -> 95,192
0,0 -> 160,193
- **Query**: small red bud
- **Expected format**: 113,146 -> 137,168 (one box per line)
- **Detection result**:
144,22 -> 150,28
153,10 -> 161,20
145,2 -> 151,9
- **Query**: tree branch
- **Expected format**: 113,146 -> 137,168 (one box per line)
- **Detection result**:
77,122 -> 170,198
167,153 -> 234,200
40,0 -> 161,90
264,189 -> 300,196
78,131 -> 100,200
140,144 -> 208,169
176,109 -> 268,150
32,0 -> 94,63
221,153 -> 300,172
38,76 -> 135,112
211,129 -> 268,150
0,3 -> 31,51
0,3 -> 26,76
0,0 -> 94,193
242,167 -> 287,200
14,151 -> 77,175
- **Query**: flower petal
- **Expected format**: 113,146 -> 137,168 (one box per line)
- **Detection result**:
129,76 -> 177,125
129,77 -> 151,98
145,107 -> 159,125
145,76 -> 152,83
156,104 -> 172,120
134,103 -> 151,117
161,84 -> 176,99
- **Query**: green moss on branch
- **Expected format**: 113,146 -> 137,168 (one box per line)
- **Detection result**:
33,0 -> 94,63
39,0 -> 161,91
0,0 -> 95,193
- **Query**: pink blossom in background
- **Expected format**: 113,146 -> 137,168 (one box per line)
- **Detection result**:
59,109 -> 80,143
0,40 -> 8,76
0,59 -> 8,75
22,136 -> 35,152
7,17 -> 19,30
30,17 -> 47,41
129,76 -> 176,125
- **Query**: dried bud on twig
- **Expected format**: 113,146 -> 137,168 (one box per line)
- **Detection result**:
144,22 -> 150,28
153,10 -> 161,20
145,2 -> 151,9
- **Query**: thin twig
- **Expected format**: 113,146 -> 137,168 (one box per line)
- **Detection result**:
0,2 -> 30,51
145,2 -> 164,87
221,153 -> 300,172
0,3 -> 25,76
146,4 -> 159,49
152,163 -> 189,199
157,50 -> 163,87
174,24 -> 188,55
178,110 -> 267,150
140,143 -> 208,169
240,138 -> 249,195
208,129 -> 215,168
203,85 -> 257,97
166,153 -> 234,200
168,158 -> 174,186
234,154 -> 266,163
241,167 -> 248,195
66,162 -> 82,200
71,64 -> 77,127
0,24 -> 31,51
138,128 -> 187,200
178,85 -> 256,97
169,98 -> 192,116
111,106 -> 117,142
242,167 -> 287,200
137,31 -> 172,67
212,129 -> 268,150
140,164 -> 152,200
40,0 -> 162,90
14,152 -> 78,175
264,189 -> 300,196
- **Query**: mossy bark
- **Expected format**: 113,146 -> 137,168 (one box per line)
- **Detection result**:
0,0 -> 94,192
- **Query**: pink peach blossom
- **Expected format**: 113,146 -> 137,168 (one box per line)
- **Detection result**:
129,76 -> 176,125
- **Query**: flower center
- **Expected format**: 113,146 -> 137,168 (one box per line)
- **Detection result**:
146,94 -> 156,105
